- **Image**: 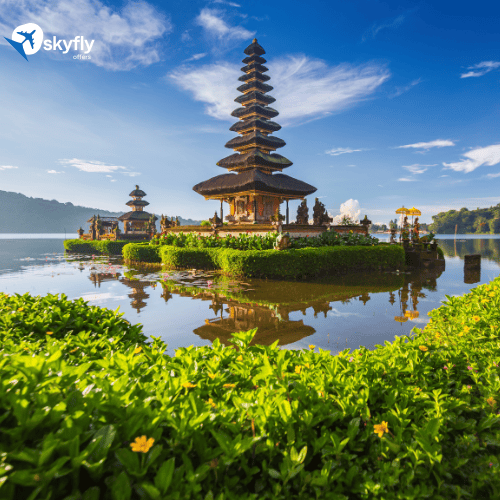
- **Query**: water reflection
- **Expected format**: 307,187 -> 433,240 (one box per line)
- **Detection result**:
438,237 -> 500,262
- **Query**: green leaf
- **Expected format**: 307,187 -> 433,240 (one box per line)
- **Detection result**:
297,446 -> 308,464
111,471 -> 131,500
88,425 -> 116,463
426,418 -> 441,441
115,449 -> 140,475
136,482 -> 161,500
268,468 -> 281,480
154,457 -> 175,495
82,487 -> 100,500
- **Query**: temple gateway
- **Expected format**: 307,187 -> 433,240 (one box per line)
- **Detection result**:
193,38 -> 317,224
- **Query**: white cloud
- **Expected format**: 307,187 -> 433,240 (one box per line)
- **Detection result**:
362,13 -> 408,41
326,147 -> 364,156
443,144 -> 500,173
396,139 -> 455,151
390,78 -> 422,98
195,8 -> 254,41
60,158 -> 139,177
0,165 -> 18,170
213,0 -> 241,6
184,53 -> 207,62
439,175 -> 449,178
460,61 -> 500,78
167,56 -> 390,126
402,163 -> 437,174
485,172 -> 500,179
47,169 -> 64,174
398,177 -> 417,182
0,0 -> 172,70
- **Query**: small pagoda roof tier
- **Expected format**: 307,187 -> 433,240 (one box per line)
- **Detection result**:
126,199 -> 150,207
231,104 -> 279,120
240,63 -> 268,73
243,39 -> 266,56
237,81 -> 273,94
217,150 -> 292,171
225,131 -> 286,152
229,118 -> 281,134
193,170 -> 316,198
234,91 -> 275,106
118,211 -> 157,222
129,186 -> 146,197
238,71 -> 271,83
242,54 -> 267,65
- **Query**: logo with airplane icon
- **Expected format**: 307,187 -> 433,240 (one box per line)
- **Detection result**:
4,23 -> 43,61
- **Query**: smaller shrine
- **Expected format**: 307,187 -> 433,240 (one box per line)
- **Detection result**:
118,185 -> 157,236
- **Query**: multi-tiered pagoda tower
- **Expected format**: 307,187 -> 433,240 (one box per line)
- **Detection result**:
118,185 -> 157,233
193,38 -> 317,224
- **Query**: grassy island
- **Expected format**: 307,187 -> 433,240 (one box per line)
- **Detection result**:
1,275 -> 500,499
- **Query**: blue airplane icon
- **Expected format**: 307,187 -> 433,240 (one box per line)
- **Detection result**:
4,28 -> 37,61
17,29 -> 36,49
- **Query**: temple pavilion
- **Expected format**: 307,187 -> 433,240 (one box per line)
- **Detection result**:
193,38 -> 317,224
118,185 -> 157,234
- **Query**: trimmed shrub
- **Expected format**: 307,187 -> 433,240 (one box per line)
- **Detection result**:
160,245 -> 405,278
123,242 -> 161,263
161,246 -> 218,269
64,239 -> 130,256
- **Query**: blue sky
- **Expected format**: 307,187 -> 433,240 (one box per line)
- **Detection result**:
1,0 -> 499,225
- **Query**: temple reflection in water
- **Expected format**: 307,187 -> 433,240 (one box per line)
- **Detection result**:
86,262 -> 445,345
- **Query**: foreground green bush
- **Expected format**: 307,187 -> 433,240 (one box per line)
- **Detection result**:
64,239 -> 129,256
1,278 -> 500,499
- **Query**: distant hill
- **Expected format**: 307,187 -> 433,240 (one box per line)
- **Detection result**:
429,204 -> 500,234
0,190 -> 201,233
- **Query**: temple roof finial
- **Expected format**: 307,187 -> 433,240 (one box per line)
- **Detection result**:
252,38 -> 257,43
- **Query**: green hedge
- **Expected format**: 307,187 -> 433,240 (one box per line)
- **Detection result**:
160,244 -> 405,278
63,239 -> 129,256
123,243 -> 162,263
1,277 -> 500,499
161,246 -> 218,270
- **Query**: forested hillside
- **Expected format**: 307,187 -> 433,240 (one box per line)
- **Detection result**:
0,191 -> 201,233
429,204 -> 500,234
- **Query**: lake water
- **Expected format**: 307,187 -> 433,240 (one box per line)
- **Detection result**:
1,234 -> 499,356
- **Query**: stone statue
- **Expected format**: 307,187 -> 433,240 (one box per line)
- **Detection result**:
209,211 -> 222,226
296,199 -> 309,225
401,216 -> 410,241
273,232 -> 290,250
175,216 -> 180,227
149,214 -> 157,235
412,217 -> 420,242
313,198 -> 333,226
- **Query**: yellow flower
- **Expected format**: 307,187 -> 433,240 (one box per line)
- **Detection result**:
18,308 -> 24,312
236,355 -> 243,361
130,435 -> 154,453
487,397 -> 497,408
481,299 -> 489,304
295,366 -> 302,374
473,316 -> 481,322
419,345 -> 428,352
304,363 -> 310,369
458,332 -> 464,337
182,382 -> 197,389
46,332 -> 53,335
208,398 -> 217,408
319,391 -> 325,398
309,345 -> 315,350
133,347 -> 142,354
489,292 -> 495,297
223,383 -> 236,389
208,373 -> 216,379
70,348 -> 79,353
374,421 -> 389,438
